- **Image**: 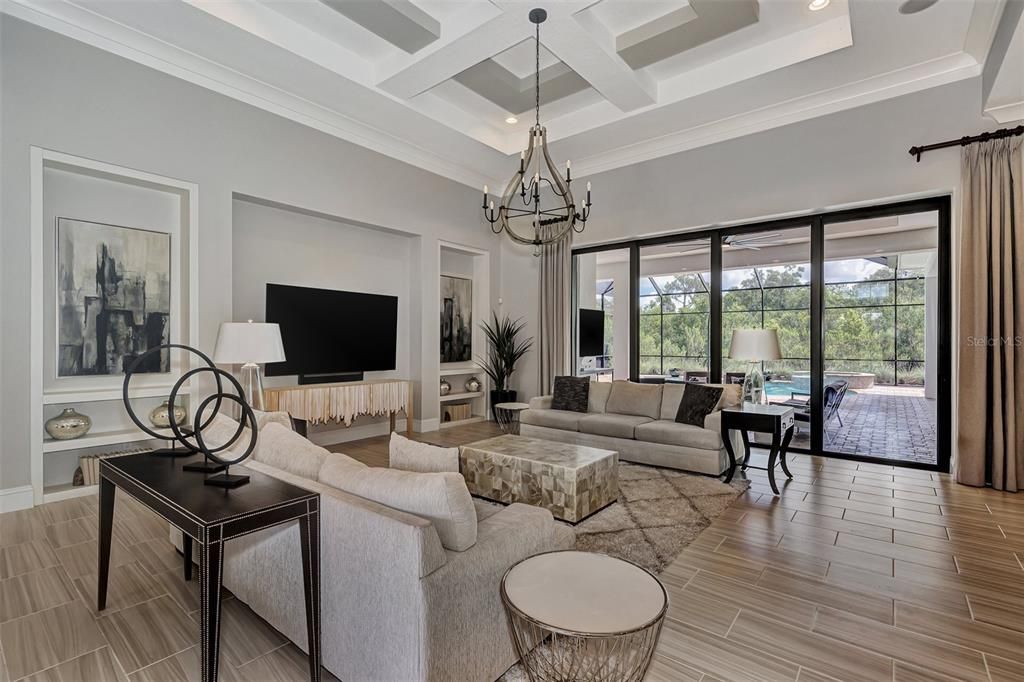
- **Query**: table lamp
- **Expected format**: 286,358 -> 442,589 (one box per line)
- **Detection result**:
728,329 -> 781,405
213,320 -> 285,411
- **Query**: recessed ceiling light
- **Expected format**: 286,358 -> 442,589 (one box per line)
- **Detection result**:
505,116 -> 518,124
898,0 -> 939,14
808,0 -> 829,10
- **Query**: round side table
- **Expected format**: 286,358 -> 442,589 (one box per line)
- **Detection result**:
493,402 -> 530,435
501,550 -> 668,682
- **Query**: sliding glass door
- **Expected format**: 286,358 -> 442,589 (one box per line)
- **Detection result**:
821,210 -> 941,465
573,248 -> 630,381
721,226 -> 812,448
571,196 -> 951,471
638,238 -> 711,382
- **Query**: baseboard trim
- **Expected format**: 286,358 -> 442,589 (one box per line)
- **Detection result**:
0,485 -> 35,513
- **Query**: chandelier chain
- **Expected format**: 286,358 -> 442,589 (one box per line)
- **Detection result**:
535,22 -> 540,129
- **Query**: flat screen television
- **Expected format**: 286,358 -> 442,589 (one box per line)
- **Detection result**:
265,283 -> 398,378
578,308 -> 605,357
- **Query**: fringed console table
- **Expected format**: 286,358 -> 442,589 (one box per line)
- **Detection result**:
264,379 -> 414,438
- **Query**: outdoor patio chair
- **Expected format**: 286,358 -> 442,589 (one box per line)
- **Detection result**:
782,380 -> 849,442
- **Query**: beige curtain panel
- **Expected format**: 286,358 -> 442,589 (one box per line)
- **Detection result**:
537,225 -> 572,396
956,137 -> 1024,491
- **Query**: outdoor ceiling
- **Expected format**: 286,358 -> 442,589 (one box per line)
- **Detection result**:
3,0 -> 1011,189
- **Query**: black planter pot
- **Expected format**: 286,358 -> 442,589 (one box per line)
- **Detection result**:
490,389 -> 518,421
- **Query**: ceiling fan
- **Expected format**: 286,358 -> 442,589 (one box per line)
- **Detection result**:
722,232 -> 789,251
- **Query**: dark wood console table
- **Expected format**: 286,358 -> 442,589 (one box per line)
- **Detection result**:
720,403 -> 796,494
98,452 -> 322,681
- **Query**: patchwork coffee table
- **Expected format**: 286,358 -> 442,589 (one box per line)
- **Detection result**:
459,435 -> 618,523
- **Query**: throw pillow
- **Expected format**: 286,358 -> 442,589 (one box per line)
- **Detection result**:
253,422 -> 331,480
675,384 -> 724,427
551,375 -> 590,412
318,465 -> 477,551
389,432 -> 460,473
605,380 -> 663,419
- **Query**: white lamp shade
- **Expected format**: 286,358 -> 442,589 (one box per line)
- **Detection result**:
728,328 -> 782,361
213,321 -> 286,364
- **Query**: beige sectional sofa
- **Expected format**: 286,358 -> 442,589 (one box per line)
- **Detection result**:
520,380 -> 743,475
180,414 -> 573,682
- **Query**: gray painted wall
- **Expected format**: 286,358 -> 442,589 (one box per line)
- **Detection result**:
0,17 -> 501,490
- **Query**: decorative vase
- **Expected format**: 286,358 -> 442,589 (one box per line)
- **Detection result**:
440,378 -> 452,396
45,408 -> 92,440
490,389 -> 517,421
465,376 -> 481,393
149,400 -> 187,429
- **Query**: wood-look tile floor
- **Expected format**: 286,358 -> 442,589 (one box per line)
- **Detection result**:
2,422 -> 1022,681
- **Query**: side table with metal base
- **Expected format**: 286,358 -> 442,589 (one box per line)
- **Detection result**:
720,403 -> 796,494
493,402 -> 530,434
501,550 -> 667,682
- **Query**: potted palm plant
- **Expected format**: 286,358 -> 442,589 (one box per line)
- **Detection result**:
478,312 -> 533,420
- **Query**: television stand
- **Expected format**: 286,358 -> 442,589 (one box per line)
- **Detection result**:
298,372 -> 364,385
264,378 -> 414,438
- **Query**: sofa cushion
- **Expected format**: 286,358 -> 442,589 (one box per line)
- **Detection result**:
251,422 -> 329,480
318,452 -> 368,482
708,383 -> 743,410
551,376 -> 590,412
388,432 -> 459,473
675,384 -> 723,427
605,381 -> 663,419
660,384 -> 686,420
521,408 -> 583,431
588,381 -> 612,413
578,413 -> 653,439
318,465 -> 477,551
636,420 -> 721,450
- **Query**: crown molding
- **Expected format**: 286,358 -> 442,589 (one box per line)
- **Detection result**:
2,0 -> 497,190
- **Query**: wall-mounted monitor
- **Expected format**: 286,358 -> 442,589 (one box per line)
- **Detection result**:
265,283 -> 397,378
578,308 -> 605,357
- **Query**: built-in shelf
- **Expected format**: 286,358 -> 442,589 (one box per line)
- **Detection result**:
43,386 -> 175,405
439,391 -> 483,402
439,364 -> 482,377
42,482 -> 98,503
439,415 -> 486,429
43,427 -> 173,453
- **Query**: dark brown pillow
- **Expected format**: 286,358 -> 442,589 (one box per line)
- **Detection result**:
551,376 -> 590,413
675,383 -> 723,427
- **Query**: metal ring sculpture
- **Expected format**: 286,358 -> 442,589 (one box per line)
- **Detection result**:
123,343 -> 257,466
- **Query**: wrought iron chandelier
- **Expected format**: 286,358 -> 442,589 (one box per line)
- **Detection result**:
482,8 -> 591,255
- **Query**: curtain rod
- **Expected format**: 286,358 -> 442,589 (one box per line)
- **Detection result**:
908,125 -> 1024,162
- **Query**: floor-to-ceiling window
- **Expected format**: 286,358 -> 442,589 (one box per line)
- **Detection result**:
573,248 -> 630,381
822,211 -> 940,463
639,238 -> 711,380
571,197 -> 950,471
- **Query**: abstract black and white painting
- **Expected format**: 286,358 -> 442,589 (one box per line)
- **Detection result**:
440,275 -> 472,363
56,218 -> 172,376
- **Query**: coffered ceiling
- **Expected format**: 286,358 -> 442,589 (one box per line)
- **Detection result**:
3,0 -> 1013,188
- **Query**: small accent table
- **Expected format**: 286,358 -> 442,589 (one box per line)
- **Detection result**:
493,402 -> 530,434
720,403 -> 796,494
98,452 -> 322,682
501,550 -> 667,681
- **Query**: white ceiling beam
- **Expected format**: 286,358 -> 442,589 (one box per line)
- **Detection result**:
533,3 -> 657,112
377,8 -> 530,98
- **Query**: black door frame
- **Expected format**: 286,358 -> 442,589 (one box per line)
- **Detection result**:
572,195 -> 952,472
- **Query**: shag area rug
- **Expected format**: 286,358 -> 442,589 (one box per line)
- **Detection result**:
570,461 -> 749,573
495,462 -> 747,681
